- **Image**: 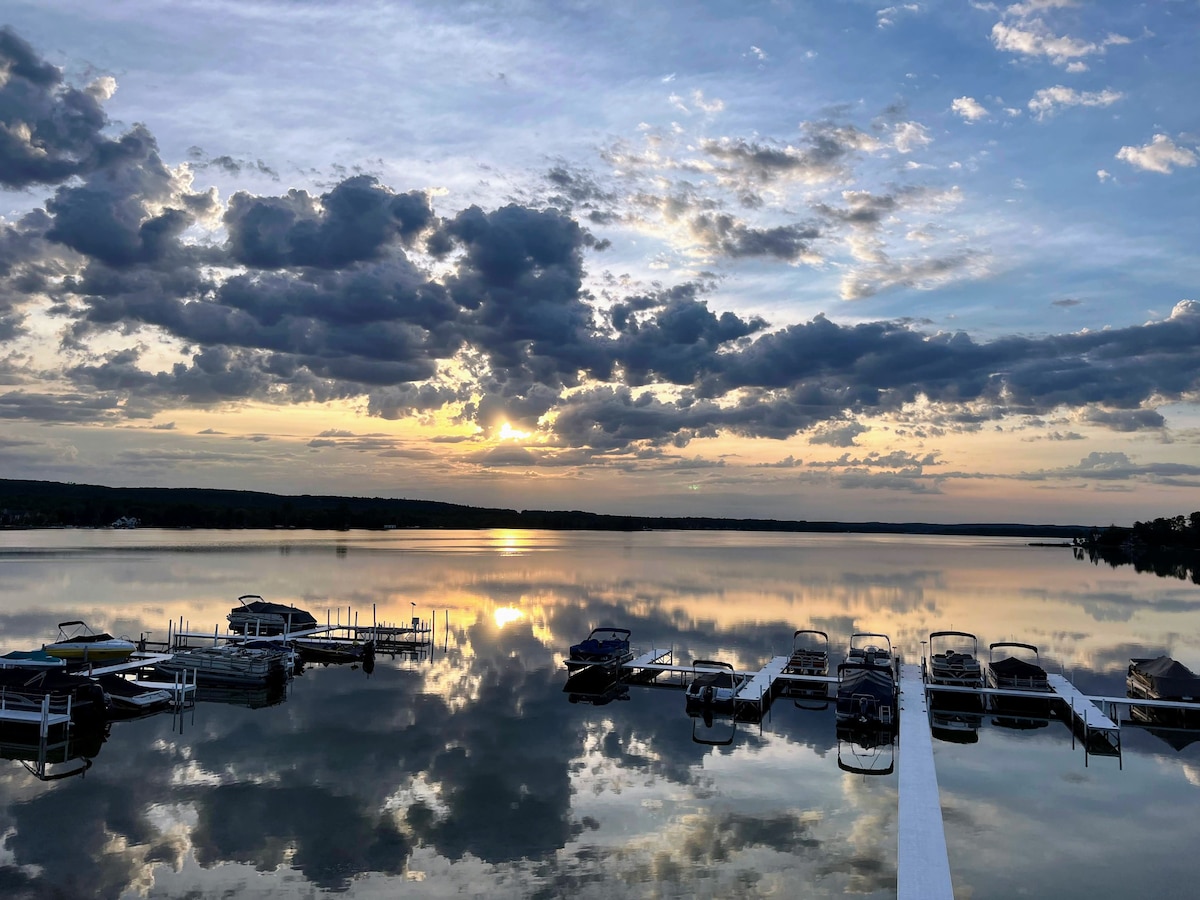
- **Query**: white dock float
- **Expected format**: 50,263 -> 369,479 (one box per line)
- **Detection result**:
897,663 -> 954,900
734,655 -> 790,713
0,695 -> 72,737
1047,674 -> 1121,756
85,652 -> 176,676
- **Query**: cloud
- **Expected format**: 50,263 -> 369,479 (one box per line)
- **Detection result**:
951,97 -> 989,123
0,27 -> 132,189
808,421 -> 869,447
1020,451 -> 1200,485
1116,135 -> 1198,174
3,29 -> 1200,464
990,3 -> 1131,68
1027,85 -> 1122,119
701,122 -> 882,186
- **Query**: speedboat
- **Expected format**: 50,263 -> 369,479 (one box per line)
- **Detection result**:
1,649 -> 67,670
835,633 -> 897,729
42,621 -> 136,664
93,674 -> 174,719
987,641 -> 1052,725
927,630 -> 984,712
567,627 -> 633,668
684,660 -> 749,715
227,595 -> 317,635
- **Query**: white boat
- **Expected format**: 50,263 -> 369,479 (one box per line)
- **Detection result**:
684,660 -> 749,713
42,621 -> 136,664
1,650 -> 67,670
152,645 -> 290,686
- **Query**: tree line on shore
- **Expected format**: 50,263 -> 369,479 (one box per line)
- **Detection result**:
0,478 -> 1092,538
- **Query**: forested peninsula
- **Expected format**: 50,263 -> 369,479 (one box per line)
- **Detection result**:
0,478 -> 1093,538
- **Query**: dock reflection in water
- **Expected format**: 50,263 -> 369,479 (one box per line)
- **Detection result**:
0,529 -> 1197,898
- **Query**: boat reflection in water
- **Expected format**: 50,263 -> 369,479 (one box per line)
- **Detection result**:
836,724 -> 895,776
0,720 -> 109,781
691,714 -> 737,746
930,708 -> 983,744
563,665 -> 630,706
194,680 -> 289,709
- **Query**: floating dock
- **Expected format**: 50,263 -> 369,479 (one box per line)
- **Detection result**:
897,663 -> 954,900
1047,674 -> 1121,758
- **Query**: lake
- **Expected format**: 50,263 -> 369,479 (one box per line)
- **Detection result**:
0,529 -> 1197,898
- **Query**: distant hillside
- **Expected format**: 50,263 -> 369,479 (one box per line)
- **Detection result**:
0,478 -> 1094,538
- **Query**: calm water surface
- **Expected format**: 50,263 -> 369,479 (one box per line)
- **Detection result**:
1,529 -> 1198,898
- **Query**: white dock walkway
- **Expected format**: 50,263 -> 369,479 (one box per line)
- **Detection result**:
734,655 -> 789,708
85,652 -> 175,676
1047,674 -> 1121,755
897,663 -> 954,900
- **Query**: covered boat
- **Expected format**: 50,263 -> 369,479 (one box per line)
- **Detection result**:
42,621 -> 136,664
227,595 -> 317,636
684,660 -> 749,714
987,642 -> 1052,724
835,633 -> 897,729
1127,656 -> 1200,729
567,627 -> 633,668
1128,656 -> 1200,701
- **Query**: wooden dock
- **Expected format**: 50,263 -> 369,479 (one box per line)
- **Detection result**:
897,663 -> 955,900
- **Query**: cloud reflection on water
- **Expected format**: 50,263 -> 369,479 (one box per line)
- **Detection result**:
0,530 -> 1196,897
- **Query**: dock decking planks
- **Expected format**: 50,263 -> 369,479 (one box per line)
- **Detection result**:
897,663 -> 954,900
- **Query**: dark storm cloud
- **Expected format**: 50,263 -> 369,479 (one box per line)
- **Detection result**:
0,27 -> 117,188
43,125 -> 209,269
3,29 -> 1200,456
224,175 -> 433,268
0,388 -> 121,422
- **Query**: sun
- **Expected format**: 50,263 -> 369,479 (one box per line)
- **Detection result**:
498,421 -> 531,441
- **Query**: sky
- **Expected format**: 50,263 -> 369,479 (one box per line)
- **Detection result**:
1,0 -> 1198,525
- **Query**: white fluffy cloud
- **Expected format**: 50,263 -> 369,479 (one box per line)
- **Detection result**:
1027,85 -> 1123,120
1116,135 -> 1198,174
951,97 -> 988,122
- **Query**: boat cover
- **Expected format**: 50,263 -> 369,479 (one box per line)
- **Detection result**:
990,656 -> 1046,680
1130,656 -> 1200,699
